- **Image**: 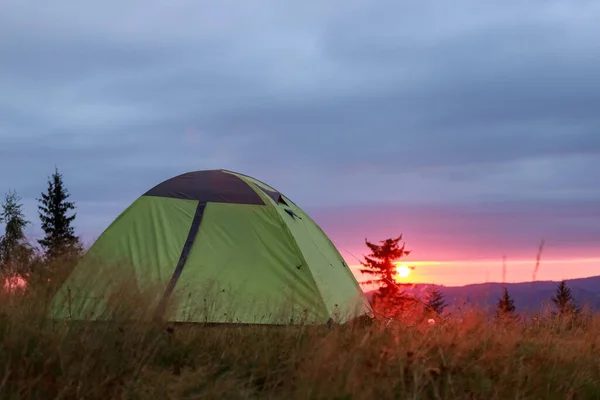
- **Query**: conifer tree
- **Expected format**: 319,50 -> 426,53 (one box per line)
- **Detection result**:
0,189 -> 33,274
37,167 -> 80,259
360,235 -> 412,317
551,280 -> 579,315
496,286 -> 516,318
426,287 -> 447,315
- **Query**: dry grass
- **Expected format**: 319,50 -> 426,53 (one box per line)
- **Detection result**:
1,277 -> 600,400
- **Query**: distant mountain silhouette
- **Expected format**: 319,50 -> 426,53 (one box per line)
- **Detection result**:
364,275 -> 600,315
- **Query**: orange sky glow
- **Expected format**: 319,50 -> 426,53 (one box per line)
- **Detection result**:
348,257 -> 600,288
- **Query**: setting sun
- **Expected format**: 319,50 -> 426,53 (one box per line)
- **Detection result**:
395,264 -> 411,279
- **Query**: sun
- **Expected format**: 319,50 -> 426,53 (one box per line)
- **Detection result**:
395,264 -> 411,279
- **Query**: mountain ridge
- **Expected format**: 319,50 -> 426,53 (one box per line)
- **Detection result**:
363,275 -> 600,314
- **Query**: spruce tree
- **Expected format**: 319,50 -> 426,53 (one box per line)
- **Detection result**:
37,167 -> 79,259
360,235 -> 412,317
496,286 -> 516,318
0,189 -> 32,274
551,280 -> 579,315
426,287 -> 447,315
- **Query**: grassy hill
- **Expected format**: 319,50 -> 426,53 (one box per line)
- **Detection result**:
1,272 -> 600,398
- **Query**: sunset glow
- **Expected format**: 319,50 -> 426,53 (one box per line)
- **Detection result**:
350,257 -> 600,289
2,275 -> 27,292
395,264 -> 411,279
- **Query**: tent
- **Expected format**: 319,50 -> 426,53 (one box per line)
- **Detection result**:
49,169 -> 373,324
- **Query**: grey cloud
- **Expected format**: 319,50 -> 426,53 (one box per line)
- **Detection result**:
0,128 -> 238,203
195,12 -> 600,206
1,0 -> 600,240
204,21 -> 600,169
0,36 -> 173,86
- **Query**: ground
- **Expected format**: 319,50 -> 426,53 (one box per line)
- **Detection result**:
1,284 -> 600,399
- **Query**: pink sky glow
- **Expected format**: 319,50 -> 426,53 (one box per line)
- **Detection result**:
309,204 -> 600,287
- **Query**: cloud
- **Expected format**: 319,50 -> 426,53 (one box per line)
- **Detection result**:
311,199 -> 600,263
0,0 -> 599,255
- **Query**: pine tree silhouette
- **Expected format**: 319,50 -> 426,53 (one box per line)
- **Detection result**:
496,286 -> 516,318
359,235 -> 411,317
0,190 -> 33,274
551,280 -> 579,316
426,287 -> 447,315
37,167 -> 80,259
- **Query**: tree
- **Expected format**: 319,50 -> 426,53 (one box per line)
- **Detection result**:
551,280 -> 579,316
426,287 -> 447,316
360,235 -> 412,317
0,190 -> 33,275
37,167 -> 80,259
495,287 -> 516,318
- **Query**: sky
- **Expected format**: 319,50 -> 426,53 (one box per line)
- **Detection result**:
1,1 -> 599,287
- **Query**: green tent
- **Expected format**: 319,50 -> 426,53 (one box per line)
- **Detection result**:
49,169 -> 373,324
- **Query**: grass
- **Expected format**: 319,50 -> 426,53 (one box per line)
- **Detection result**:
2,278 -> 600,400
